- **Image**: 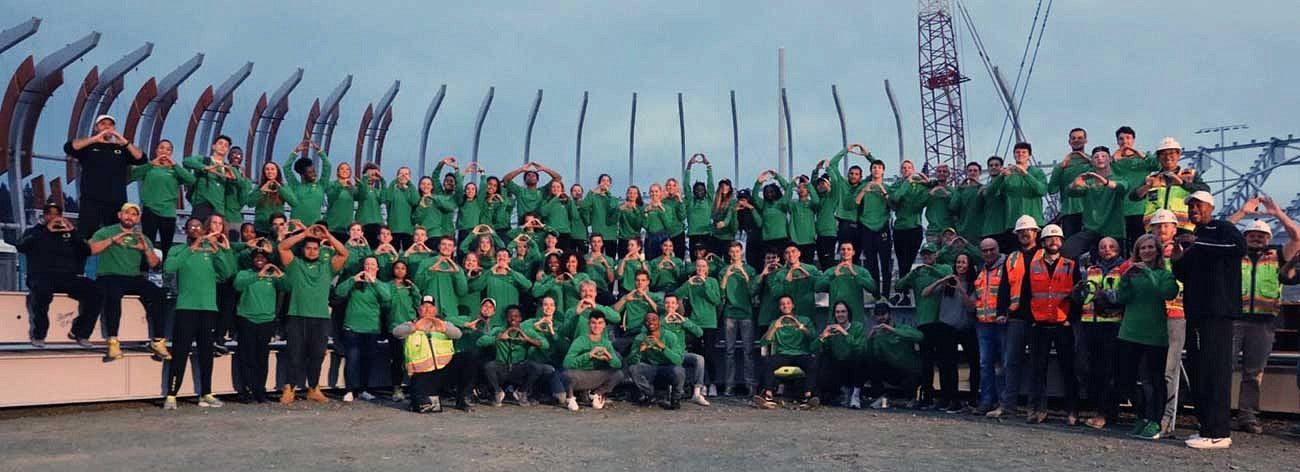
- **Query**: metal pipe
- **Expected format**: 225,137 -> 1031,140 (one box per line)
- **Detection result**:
780,88 -> 793,174
524,89 -> 542,164
730,90 -> 738,183
884,79 -> 904,165
417,84 -> 446,178
471,86 -> 494,169
831,84 -> 847,173
628,92 -> 637,183
575,91 -> 588,183
992,66 -> 1024,144
678,92 -> 686,171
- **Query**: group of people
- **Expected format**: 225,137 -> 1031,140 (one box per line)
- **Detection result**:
18,115 -> 1296,450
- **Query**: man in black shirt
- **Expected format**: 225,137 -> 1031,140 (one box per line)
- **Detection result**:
15,203 -> 100,347
64,115 -> 146,239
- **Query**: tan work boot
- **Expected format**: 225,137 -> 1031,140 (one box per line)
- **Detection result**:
306,387 -> 329,403
148,338 -> 172,361
104,338 -> 124,362
279,385 -> 296,404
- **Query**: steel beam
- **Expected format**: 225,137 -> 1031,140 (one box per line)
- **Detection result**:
250,68 -> 302,172
831,85 -> 847,157
189,62 -> 252,156
677,93 -> 686,171
417,84 -> 445,177
780,88 -> 793,175
72,42 -> 152,163
524,89 -> 542,164
354,103 -> 372,172
0,18 -> 40,56
628,92 -> 637,183
885,79 -> 904,165
471,87 -> 494,169
135,53 -> 203,154
365,80 -> 399,165
730,90 -> 739,183
575,91 -> 588,182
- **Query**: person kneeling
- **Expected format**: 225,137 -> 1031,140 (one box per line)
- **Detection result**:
479,307 -> 550,407
560,312 -> 624,411
862,303 -> 924,410
627,313 -> 687,410
755,295 -> 819,410
394,296 -> 468,413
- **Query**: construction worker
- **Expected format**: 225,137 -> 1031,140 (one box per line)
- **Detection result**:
1075,237 -> 1129,429
972,238 -> 1006,415
1147,209 -> 1187,436
1225,196 -> 1300,434
990,214 -> 1041,418
1129,137 -> 1210,232
394,296 -> 465,413
1021,224 -> 1081,425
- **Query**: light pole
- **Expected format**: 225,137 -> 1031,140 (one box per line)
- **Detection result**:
1195,124 -> 1248,186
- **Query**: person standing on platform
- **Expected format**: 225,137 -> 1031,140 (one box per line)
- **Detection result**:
64,115 -> 147,239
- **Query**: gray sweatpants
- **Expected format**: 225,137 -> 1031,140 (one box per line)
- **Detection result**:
561,369 -> 624,398
1232,319 -> 1278,424
1161,318 -> 1186,432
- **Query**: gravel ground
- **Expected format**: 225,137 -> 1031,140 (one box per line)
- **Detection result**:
1,396 -> 1297,472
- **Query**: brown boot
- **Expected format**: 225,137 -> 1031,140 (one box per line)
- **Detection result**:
279,385 -> 295,404
306,387 -> 329,403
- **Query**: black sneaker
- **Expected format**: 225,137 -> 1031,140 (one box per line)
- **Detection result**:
457,396 -> 475,413
799,396 -> 821,410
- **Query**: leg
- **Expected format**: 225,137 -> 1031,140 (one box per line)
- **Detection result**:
724,319 -> 739,388
1234,320 -> 1276,428
252,321 -> 275,398
95,276 -> 127,339
1191,317 -> 1235,439
1054,325 -> 1079,415
816,235 -> 837,270
1142,344 -> 1170,424
700,328 -> 718,385
670,365 -> 687,394
166,310 -> 200,396
935,324 -> 960,405
1001,319 -> 1028,410
682,353 -> 706,387
304,318 -> 331,389
25,274 -> 55,341
672,234 -> 687,259
194,311 -> 218,395
127,277 -> 169,340
284,317 -> 308,388
343,329 -> 363,393
740,319 -> 756,390
1161,318 -> 1187,432
893,227 -> 922,281
236,318 -> 259,395
482,360 -> 506,395
628,363 -> 656,398
976,323 -> 1005,409
1027,324 -> 1049,411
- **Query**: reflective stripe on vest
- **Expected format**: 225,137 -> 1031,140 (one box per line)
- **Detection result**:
974,265 -> 1003,323
1241,250 -> 1282,318
1080,262 -> 1128,323
1028,253 -> 1075,324
1005,251 -> 1031,312
404,330 -> 456,375
1141,171 -> 1195,232
1159,256 -> 1184,319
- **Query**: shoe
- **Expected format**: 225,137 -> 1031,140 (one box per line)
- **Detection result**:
985,407 -> 1005,418
838,387 -> 851,407
1132,421 -> 1162,440
723,385 -> 735,397
944,401 -> 964,414
279,385 -> 295,404
104,338 -> 124,362
707,384 -> 717,397
492,391 -> 506,407
253,392 -> 270,404
848,392 -> 862,410
753,394 -> 777,410
870,396 -> 889,410
664,388 -> 681,410
306,387 -> 329,403
1067,414 -> 1079,426
1286,424 -> 1300,436
428,395 -> 443,413
163,396 -> 177,410
30,338 -> 45,348
512,390 -> 531,407
1129,419 -> 1149,436
973,404 -> 993,415
1026,411 -> 1047,424
1185,436 -> 1231,449
392,386 -> 406,403
343,392 -> 355,402
415,402 -> 437,414
591,393 -> 607,410
798,396 -> 821,410
68,332 -> 93,348
888,293 -> 904,306
147,339 -> 172,361
566,396 -> 580,411
212,341 -> 229,357
198,394 -> 224,408
457,396 -> 475,412
690,386 -> 711,406
359,391 -> 375,401
1085,416 -> 1107,430
236,392 -> 254,404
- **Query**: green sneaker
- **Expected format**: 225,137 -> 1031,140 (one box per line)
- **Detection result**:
1128,419 -> 1148,436
1132,420 -> 1162,440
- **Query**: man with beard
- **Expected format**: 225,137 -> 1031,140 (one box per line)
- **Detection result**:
82,203 -> 166,361
64,115 -> 147,238
162,217 -> 236,410
277,224 -> 349,404
627,313 -> 687,410
991,215 -> 1041,418
17,203 -> 98,348
1019,224 -> 1081,425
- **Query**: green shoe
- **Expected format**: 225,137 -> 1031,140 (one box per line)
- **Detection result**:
1132,420 -> 1162,440
1129,419 -> 1148,436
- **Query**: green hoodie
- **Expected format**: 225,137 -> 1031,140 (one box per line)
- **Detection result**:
1048,156 -> 1093,217
563,333 -> 623,370
282,151 -> 330,224
816,264 -> 878,323
827,149 -> 877,222
233,269 -> 284,324
864,323 -> 924,373
467,268 -> 532,328
323,178 -> 362,233
382,180 -> 419,235
679,276 -> 721,329
785,179 -> 820,246
764,315 -> 816,356
894,263 -> 954,326
816,322 -> 865,361
355,175 -> 386,226
889,177 -> 929,231
1000,165 -> 1048,228
719,263 -> 757,320
752,178 -> 790,241
335,276 -> 393,334
627,330 -> 685,366
683,166 -> 716,236
182,155 -> 234,216
131,162 -> 196,218
478,325 -> 549,365
165,243 -> 236,311
583,190 -> 619,240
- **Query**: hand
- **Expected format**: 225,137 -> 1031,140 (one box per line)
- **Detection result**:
207,232 -> 230,251
847,144 -> 869,156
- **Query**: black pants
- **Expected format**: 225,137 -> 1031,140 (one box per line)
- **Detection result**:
387,333 -> 407,389
392,233 -> 413,252
362,224 -> 382,249
689,234 -> 714,259
141,208 -> 177,262
670,233 -> 687,259
214,281 -> 237,342
817,357 -> 865,394
83,275 -> 167,339
77,198 -> 124,240
919,323 -> 959,404
1061,230 -> 1103,262
342,329 -> 380,394
1059,213 -> 1083,240
409,352 -> 478,402
1124,214 -> 1146,251
761,353 -> 818,395
603,238 -> 620,258
26,272 -> 101,341
836,219 -> 863,263
285,316 -> 330,389
190,202 -> 216,224
706,238 -> 730,261
1187,316 -> 1234,438
1076,322 -> 1119,418
958,327 -> 980,401
1113,339 -> 1168,424
167,310 -> 217,396
815,235 -> 837,270
483,360 -> 550,395
696,328 -> 719,384
893,226 -> 923,284
861,225 -> 893,295
864,359 -> 920,399
236,318 -> 275,397
1028,323 -> 1078,413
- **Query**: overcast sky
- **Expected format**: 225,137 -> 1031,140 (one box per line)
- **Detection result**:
6,0 -> 1299,202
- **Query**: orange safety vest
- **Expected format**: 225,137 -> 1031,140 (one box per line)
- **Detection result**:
974,261 -> 1004,323
1160,245 -> 1185,319
1028,252 -> 1076,324
1004,249 -> 1035,312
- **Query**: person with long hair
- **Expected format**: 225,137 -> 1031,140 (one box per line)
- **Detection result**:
1111,233 -> 1179,439
708,179 -> 737,257
642,183 -> 673,260
539,179 -> 578,253
382,166 -> 418,251
482,175 -> 513,242
649,239 -> 685,293
584,174 -> 619,258
663,177 -> 688,259
355,163 -> 386,248
816,301 -> 866,408
162,217 -> 236,410
385,259 -> 422,402
926,250 -> 979,413
453,164 -> 487,244
323,161 -> 361,242
616,185 -> 645,257
232,250 -> 282,404
418,160 -> 458,239
583,234 -> 618,304
247,161 -> 285,237
131,139 -> 196,259
558,253 -> 592,314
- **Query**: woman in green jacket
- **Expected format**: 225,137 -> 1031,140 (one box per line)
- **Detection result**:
785,175 -> 821,261
246,161 -> 285,237
681,258 -> 721,392
323,162 -> 362,241
538,180 -> 578,253
483,176 -> 514,242
454,173 -> 486,244
585,174 -> 619,257
816,301 -> 868,408
382,167 -> 418,250
684,156 -> 716,256
413,176 -> 456,239
355,163 -> 386,248
385,260 -> 422,402
334,256 -> 393,402
131,139 -> 196,258
616,186 -> 645,256
708,180 -> 738,256
1107,233 -> 1179,438
663,178 -> 688,259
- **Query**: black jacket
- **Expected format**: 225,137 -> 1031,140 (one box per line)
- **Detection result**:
15,224 -> 89,276
1172,219 -> 1246,320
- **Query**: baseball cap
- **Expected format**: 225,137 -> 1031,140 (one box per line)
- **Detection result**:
95,114 -> 116,125
119,202 -> 140,214
920,243 -> 938,254
420,295 -> 435,306
1184,191 -> 1214,206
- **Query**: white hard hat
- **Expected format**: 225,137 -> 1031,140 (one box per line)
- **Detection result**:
94,114 -> 116,125
1244,219 -> 1272,237
1013,215 -> 1040,232
1156,136 -> 1182,152
1184,190 -> 1214,206
1040,224 -> 1064,239
1148,209 -> 1178,226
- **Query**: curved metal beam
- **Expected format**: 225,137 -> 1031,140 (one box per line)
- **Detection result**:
354,103 -> 373,172
312,75 -> 351,168
417,84 -> 446,177
471,86 -> 494,169
831,84 -> 847,172
524,89 -> 542,164
65,67 -> 97,182
780,88 -> 793,174
0,18 -> 40,56
375,109 -> 393,167
884,79 -> 904,165
191,62 -> 252,156
575,91 -> 588,182
677,92 -> 686,171
364,80 -> 399,166
730,90 -> 738,183
628,92 -> 637,183
136,53 -> 203,153
251,68 -> 302,172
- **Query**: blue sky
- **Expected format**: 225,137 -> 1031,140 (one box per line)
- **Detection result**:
5,0 -> 1299,200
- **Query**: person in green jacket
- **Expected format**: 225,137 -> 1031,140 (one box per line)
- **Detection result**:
754,295 -> 819,409
648,239 -> 686,292
786,175 -> 821,261
584,235 -> 618,299
538,180 -> 579,252
1110,126 -> 1156,247
323,162 -> 362,240
568,183 -> 590,254
615,238 -> 648,292
560,312 -> 624,411
85,203 -> 166,361
862,303 -> 924,410
277,225 -> 349,404
661,294 -> 713,405
1049,128 -> 1095,238
469,249 -> 532,327
182,135 -> 239,222
478,306 -> 550,407
626,313 -> 687,409
453,164 -> 486,243
1062,146 -> 1129,260
708,180 -> 738,255
923,164 -> 956,246
233,250 -> 284,404
808,170 -> 840,269
220,146 -> 252,235
680,259 -> 721,396
979,156 -> 1013,252
1111,233 -> 1180,439
613,270 -> 664,338
355,163 -> 386,248
247,161 -> 288,237
385,260 -> 422,402
585,174 -> 620,257
413,236 -> 469,320
719,242 -> 757,395
894,243 -> 955,408
162,217 -> 237,410
382,166 -> 419,250
566,281 -> 622,340
131,139 -> 196,258
641,183 -> 676,259
890,160 -> 930,299
480,175 -> 513,240
816,301 -> 867,409
282,141 -> 330,226
752,170 -> 792,252
768,244 -> 821,326
335,256 -> 394,402
617,186 -> 646,255
854,159 -> 894,297
817,242 -> 878,323
950,161 -> 986,243
684,155 -> 716,255
826,144 -> 879,264
1001,142 -> 1049,231
525,300 -> 570,367
502,161 -> 562,226
664,178 -> 689,259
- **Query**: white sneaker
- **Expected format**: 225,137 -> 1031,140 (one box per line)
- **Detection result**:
1185,436 -> 1231,449
849,393 -> 862,410
391,387 -> 406,403
566,396 -> 580,411
591,393 -> 606,410
493,391 -> 506,407
707,384 -> 717,397
163,396 -> 178,410
198,394 -> 224,408
359,391 -> 376,401
691,386 -> 711,406
870,396 -> 889,410
342,392 -> 355,402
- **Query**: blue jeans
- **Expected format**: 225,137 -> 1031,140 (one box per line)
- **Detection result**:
342,329 -> 380,394
976,322 -> 1006,409
1000,319 -> 1029,409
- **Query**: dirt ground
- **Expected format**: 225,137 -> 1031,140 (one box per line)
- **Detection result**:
1,396 -> 1297,472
